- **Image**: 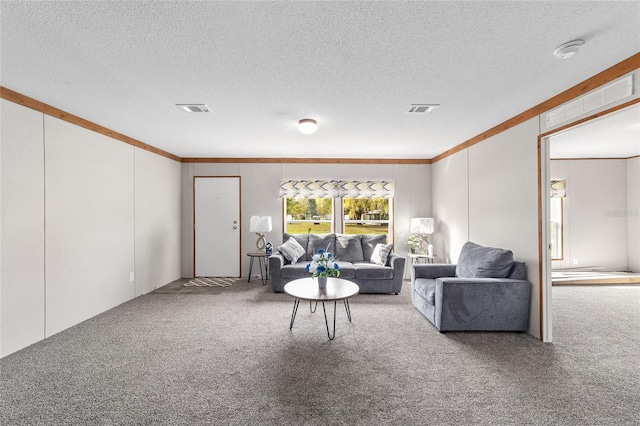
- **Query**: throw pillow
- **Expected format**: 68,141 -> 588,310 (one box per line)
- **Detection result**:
335,234 -> 364,262
455,241 -> 514,278
307,233 -> 336,260
283,233 -> 309,259
361,234 -> 387,261
277,238 -> 306,265
370,243 -> 393,266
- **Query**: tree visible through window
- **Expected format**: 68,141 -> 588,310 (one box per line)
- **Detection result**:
285,198 -> 333,234
343,198 -> 390,235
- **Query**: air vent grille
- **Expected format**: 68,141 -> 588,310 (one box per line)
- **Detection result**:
407,104 -> 439,114
176,104 -> 211,113
546,75 -> 632,127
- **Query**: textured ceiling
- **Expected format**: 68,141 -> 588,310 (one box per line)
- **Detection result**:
1,1 -> 639,159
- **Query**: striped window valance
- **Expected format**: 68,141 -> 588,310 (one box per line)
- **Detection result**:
550,180 -> 566,198
279,180 -> 395,199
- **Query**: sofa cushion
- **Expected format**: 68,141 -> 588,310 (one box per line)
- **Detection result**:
370,243 -> 393,266
307,233 -> 336,261
277,238 -> 306,265
335,234 -> 364,262
361,234 -> 387,261
413,278 -> 436,305
334,261 -> 356,279
354,262 -> 394,280
281,263 -> 313,279
455,241 -> 514,278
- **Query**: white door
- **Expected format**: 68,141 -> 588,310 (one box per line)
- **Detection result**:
194,177 -> 240,277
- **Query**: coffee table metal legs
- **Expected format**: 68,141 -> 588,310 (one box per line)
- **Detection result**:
288,299 -> 353,340
289,299 -> 300,330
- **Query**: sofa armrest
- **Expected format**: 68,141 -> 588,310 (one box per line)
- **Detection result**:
388,253 -> 404,269
411,263 -> 457,281
388,253 -> 406,294
268,253 -> 285,292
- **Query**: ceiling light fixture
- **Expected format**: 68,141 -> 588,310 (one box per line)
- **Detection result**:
553,40 -> 584,59
298,118 -> 318,134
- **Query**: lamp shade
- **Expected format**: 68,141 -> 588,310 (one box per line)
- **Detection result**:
410,217 -> 434,234
250,216 -> 272,233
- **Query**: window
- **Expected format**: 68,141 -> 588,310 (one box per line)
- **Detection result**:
342,198 -> 391,235
550,197 -> 563,260
279,179 -> 395,237
284,198 -> 333,234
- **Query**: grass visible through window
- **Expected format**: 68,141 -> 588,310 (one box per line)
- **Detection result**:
286,223 -> 387,235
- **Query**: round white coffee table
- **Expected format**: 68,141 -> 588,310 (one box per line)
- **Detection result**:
284,277 -> 360,340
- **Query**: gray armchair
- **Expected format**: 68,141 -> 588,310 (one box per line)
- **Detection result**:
410,242 -> 531,332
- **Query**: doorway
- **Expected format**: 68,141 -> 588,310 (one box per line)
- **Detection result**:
540,101 -> 640,342
194,176 -> 241,277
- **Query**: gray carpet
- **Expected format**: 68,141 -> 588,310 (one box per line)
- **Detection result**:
1,282 -> 638,425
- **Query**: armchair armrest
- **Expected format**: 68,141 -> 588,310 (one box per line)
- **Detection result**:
435,277 -> 531,331
411,263 -> 457,281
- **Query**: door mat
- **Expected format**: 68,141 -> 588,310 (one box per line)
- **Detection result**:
185,277 -> 237,287
150,278 -> 237,294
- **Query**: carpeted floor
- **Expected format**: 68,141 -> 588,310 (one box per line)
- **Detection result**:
1,282 -> 638,425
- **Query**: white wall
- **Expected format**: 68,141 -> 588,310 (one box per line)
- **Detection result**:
1,100 -> 181,358
431,118 -> 541,339
44,116 -> 136,335
181,162 -> 431,278
135,149 -> 181,295
550,159 -> 629,271
431,151 -> 469,264
627,157 -> 640,271
1,99 -> 45,356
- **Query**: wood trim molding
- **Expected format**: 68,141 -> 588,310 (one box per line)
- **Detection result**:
537,138 -> 544,340
181,157 -> 432,164
0,86 -> 181,162
432,53 -> 640,164
552,157 -> 638,161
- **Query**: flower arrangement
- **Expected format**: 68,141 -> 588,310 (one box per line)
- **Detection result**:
305,248 -> 340,278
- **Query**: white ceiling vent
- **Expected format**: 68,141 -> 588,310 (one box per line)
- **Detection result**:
546,75 -> 633,127
407,104 -> 439,114
176,104 -> 211,113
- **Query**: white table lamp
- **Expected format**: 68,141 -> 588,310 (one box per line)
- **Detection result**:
410,217 -> 434,255
250,216 -> 272,251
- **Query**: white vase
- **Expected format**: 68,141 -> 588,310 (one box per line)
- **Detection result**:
317,276 -> 327,290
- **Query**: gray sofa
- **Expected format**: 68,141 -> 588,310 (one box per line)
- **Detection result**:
411,241 -> 530,332
269,233 -> 405,294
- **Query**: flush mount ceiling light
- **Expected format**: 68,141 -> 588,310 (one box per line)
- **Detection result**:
553,40 -> 585,59
298,118 -> 318,134
175,104 -> 211,113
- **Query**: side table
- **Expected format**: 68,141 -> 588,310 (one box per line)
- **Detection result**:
247,251 -> 269,285
407,253 -> 436,264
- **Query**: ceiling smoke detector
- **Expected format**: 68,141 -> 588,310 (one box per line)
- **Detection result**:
407,104 -> 439,114
176,104 -> 211,113
553,40 -> 585,59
